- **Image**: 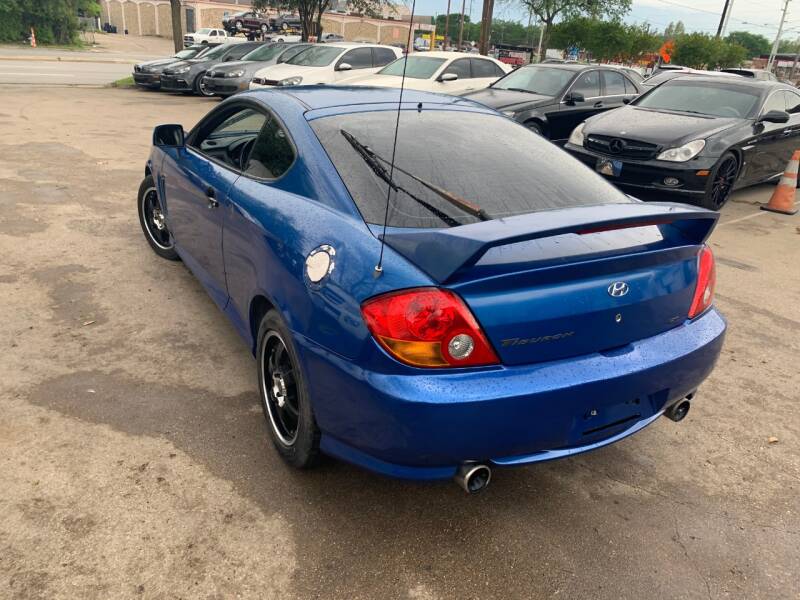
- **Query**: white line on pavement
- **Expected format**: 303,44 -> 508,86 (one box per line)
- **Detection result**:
717,211 -> 766,227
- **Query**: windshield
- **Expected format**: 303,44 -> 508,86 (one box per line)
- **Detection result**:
493,65 -> 575,96
197,44 -> 228,60
175,48 -> 200,59
242,43 -> 286,62
287,45 -> 343,66
196,28 -> 211,35
311,110 -> 630,228
635,81 -> 761,118
278,44 -> 312,63
379,56 -> 447,79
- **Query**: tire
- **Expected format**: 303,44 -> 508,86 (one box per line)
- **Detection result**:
700,152 -> 738,210
256,310 -> 321,469
235,20 -> 244,30
137,175 -> 179,260
261,23 -> 268,33
194,72 -> 214,97
525,121 -> 543,136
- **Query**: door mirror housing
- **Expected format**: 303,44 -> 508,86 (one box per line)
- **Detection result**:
564,91 -> 585,105
758,109 -> 790,124
153,124 -> 185,148
623,98 -> 632,104
336,62 -> 352,71
438,72 -> 458,82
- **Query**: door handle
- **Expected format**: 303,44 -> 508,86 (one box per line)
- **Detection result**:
593,101 -> 604,108
205,186 -> 219,209
781,129 -> 794,137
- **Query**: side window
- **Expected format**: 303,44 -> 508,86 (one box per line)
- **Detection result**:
444,58 -> 471,79
785,91 -> 800,114
623,76 -> 638,95
194,107 -> 268,171
244,115 -> 296,179
762,92 -> 786,114
210,30 -> 218,37
571,71 -> 600,98
340,48 -> 374,69
228,44 -> 255,60
602,70 -> 626,95
373,48 -> 397,67
471,58 -> 502,78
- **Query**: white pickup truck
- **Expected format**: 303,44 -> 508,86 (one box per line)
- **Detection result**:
183,28 -> 246,46
265,33 -> 302,43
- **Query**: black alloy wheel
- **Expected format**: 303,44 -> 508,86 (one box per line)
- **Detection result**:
137,175 -> 179,260
703,153 -> 738,210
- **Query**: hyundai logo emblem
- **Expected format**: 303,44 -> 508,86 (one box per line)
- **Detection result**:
608,139 -> 625,154
608,281 -> 629,297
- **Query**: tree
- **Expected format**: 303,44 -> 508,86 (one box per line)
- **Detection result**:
663,20 -> 685,39
671,32 -> 746,69
726,30 -> 769,58
0,0 -> 100,44
254,0 -> 391,43
550,17 -> 659,62
518,0 -> 631,59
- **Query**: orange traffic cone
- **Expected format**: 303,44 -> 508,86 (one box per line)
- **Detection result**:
30,27 -> 36,48
762,150 -> 799,215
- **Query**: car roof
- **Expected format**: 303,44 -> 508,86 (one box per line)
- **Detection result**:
405,51 -> 494,60
667,75 -> 789,90
248,86 -> 487,111
519,62 -> 597,71
324,42 -> 395,49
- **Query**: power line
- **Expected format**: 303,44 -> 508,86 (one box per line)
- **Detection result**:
637,0 -> 793,32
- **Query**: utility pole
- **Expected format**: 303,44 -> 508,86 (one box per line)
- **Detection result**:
536,20 -> 544,62
768,0 -> 791,72
720,0 -> 734,37
170,0 -> 183,53
457,0 -> 465,50
478,0 -> 494,55
715,0 -> 731,38
444,0 -> 451,49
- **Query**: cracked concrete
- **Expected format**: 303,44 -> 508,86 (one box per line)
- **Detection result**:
0,86 -> 798,599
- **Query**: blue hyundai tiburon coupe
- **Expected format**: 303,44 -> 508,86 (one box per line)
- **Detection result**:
138,87 -> 725,492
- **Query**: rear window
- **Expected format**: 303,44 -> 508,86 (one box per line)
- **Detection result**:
310,110 -> 631,228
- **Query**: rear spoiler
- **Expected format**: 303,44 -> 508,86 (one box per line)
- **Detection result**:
383,202 -> 719,283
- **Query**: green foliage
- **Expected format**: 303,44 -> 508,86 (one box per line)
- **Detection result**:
778,36 -> 800,54
663,20 -> 685,39
726,30 -> 769,58
550,17 -> 659,61
0,0 -> 99,44
671,32 -> 746,69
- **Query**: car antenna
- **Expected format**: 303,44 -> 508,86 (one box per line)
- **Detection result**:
374,0 -> 417,279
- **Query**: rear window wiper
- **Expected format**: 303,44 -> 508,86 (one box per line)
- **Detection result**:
340,129 -> 490,222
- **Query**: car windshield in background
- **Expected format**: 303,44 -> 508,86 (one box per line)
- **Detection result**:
176,48 -> 200,59
196,28 -> 212,35
311,110 -> 630,228
242,44 -> 287,62
635,81 -> 761,118
197,44 -> 228,60
492,66 -> 575,96
379,57 -> 447,79
286,45 -> 342,66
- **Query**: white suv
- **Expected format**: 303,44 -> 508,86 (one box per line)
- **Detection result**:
249,43 -> 401,88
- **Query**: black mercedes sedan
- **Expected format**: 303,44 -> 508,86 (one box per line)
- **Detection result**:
160,41 -> 264,96
462,63 -> 641,140
564,76 -> 800,209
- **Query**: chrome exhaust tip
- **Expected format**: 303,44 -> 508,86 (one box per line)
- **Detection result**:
454,463 -> 491,494
665,398 -> 691,422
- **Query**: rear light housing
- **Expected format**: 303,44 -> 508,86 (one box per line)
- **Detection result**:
361,287 -> 499,368
688,245 -> 716,318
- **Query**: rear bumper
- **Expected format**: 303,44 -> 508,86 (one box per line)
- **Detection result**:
565,142 -> 719,197
295,308 -> 726,479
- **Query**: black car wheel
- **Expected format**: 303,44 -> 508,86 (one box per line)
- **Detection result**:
194,72 -> 214,97
235,20 -> 244,30
137,175 -> 179,260
524,121 -> 543,136
702,152 -> 738,210
261,23 -> 268,33
256,310 -> 321,469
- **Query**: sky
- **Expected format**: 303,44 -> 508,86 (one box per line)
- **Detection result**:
407,0 -> 800,41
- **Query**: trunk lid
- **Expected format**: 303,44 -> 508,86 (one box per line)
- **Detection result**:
383,202 -> 718,366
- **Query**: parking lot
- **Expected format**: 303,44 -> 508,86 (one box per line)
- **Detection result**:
1,85 -> 798,599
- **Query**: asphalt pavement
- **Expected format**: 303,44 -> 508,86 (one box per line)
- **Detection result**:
0,59 -> 133,85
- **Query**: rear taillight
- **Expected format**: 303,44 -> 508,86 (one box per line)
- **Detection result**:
361,288 -> 499,368
688,246 -> 716,319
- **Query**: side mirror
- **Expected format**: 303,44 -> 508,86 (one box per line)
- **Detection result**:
438,72 -> 458,82
758,109 -> 790,124
336,62 -> 352,71
564,91 -> 585,105
153,124 -> 185,147
623,98 -> 631,104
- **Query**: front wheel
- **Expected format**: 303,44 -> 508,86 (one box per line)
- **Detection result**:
194,72 -> 214,97
261,23 -> 268,33
524,121 -> 543,136
256,310 -> 320,469
137,175 -> 179,260
700,152 -> 738,210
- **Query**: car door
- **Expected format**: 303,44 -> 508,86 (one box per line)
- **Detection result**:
334,47 -> 375,81
599,70 -> 630,112
745,90 -> 790,183
550,69 -> 601,141
779,90 -> 800,166
163,105 -> 267,309
438,57 -> 472,91
468,58 -> 506,93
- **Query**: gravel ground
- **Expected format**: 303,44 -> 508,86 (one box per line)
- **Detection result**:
0,86 -> 798,600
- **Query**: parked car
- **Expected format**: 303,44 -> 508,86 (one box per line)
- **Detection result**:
222,11 -> 271,35
319,32 -> 345,43
565,76 -> 800,209
183,28 -> 243,46
265,33 -> 301,43
161,41 -> 265,96
641,68 -> 742,89
202,43 -> 312,97
133,45 -> 213,89
721,68 -> 778,82
463,63 -> 641,140
249,43 -> 401,88
342,51 -> 511,95
137,87 -> 725,489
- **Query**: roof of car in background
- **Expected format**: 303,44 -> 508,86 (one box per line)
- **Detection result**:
665,75 -> 787,90
517,63 -> 603,71
323,42 -> 398,49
